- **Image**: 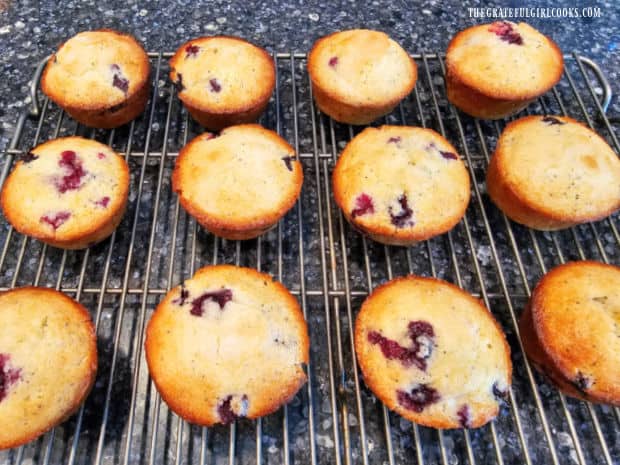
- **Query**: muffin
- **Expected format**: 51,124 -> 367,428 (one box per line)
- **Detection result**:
355,276 -> 512,429
172,124 -> 302,240
41,29 -> 150,128
445,21 -> 563,119
520,261 -> 620,405
333,125 -> 470,246
1,136 -> 130,249
308,29 -> 417,125
486,115 -> 620,230
169,36 -> 275,130
145,265 -> 309,426
0,287 -> 97,450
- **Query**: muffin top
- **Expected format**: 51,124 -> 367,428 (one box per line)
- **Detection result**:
0,136 -> 129,244
170,36 -> 275,113
0,287 -> 97,450
145,265 -> 309,426
355,276 -> 511,429
41,29 -> 150,110
333,125 -> 470,243
492,115 -> 620,222
172,124 -> 302,232
531,261 -> 620,404
446,21 -> 563,99
308,29 -> 417,106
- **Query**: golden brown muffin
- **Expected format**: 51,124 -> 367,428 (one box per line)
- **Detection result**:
172,125 -> 303,240
41,29 -> 150,128
520,261 -> 620,405
446,22 -> 563,119
308,29 -> 417,124
0,287 -> 97,450
355,276 -> 512,429
0,137 -> 130,249
145,265 -> 309,426
169,36 -> 275,130
333,125 -> 470,246
486,115 -> 620,230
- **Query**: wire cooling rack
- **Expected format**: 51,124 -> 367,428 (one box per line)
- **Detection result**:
0,51 -> 618,465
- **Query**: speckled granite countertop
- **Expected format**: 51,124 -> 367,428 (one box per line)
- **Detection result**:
0,0 -> 618,151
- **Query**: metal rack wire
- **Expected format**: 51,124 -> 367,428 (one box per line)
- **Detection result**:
0,51 -> 618,465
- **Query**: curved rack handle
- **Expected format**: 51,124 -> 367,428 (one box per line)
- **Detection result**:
576,55 -> 612,115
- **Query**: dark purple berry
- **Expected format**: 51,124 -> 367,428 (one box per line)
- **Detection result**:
110,64 -> 129,94
440,151 -> 458,160
185,44 -> 200,58
209,78 -> 222,93
217,394 -> 248,424
173,284 -> 190,305
389,194 -> 414,228
21,152 -> 38,164
492,382 -> 508,402
397,384 -> 440,412
40,211 -> 71,230
55,150 -> 87,193
0,353 -> 22,402
351,193 -> 375,218
387,136 -> 402,145
281,155 -> 297,172
328,56 -> 338,67
175,73 -> 185,92
367,320 -> 435,371
457,404 -> 471,428
542,116 -> 565,126
95,196 -> 110,208
488,22 -> 523,45
218,396 -> 236,424
190,289 -> 233,316
573,372 -> 591,392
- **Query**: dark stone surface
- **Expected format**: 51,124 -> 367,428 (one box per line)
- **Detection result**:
1,0 -> 618,151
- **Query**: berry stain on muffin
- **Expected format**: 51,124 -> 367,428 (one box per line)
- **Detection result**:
281,155 -> 297,172
328,56 -> 338,68
0,354 -> 22,402
56,150 -> 87,193
173,284 -> 190,306
440,151 -> 458,160
542,116 -> 565,126
209,78 -> 222,93
218,394 -> 248,424
97,152 -> 107,159
492,382 -> 508,402
40,211 -> 71,230
351,193 -> 375,218
573,372 -> 592,392
190,289 -> 233,316
367,320 -> 435,371
397,384 -> 440,412
174,73 -> 185,92
387,136 -> 402,145
457,404 -> 471,428
21,152 -> 39,164
488,22 -> 523,45
185,44 -> 200,58
110,64 -> 129,94
94,197 -> 110,208
389,194 -> 414,228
